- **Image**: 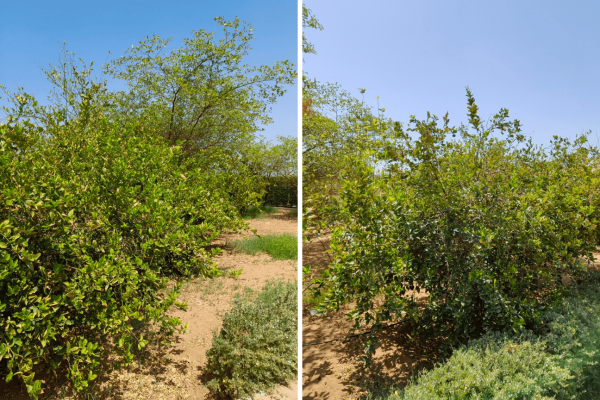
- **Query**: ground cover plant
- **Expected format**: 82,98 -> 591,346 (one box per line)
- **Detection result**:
233,233 -> 298,260
205,280 -> 298,399
0,17 -> 296,399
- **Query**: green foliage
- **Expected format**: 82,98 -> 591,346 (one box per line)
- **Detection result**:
313,89 -> 600,359
264,176 -> 298,207
205,280 -> 297,398
0,15 -> 296,399
0,112 -> 249,395
302,5 -> 324,56
242,205 -> 280,220
380,271 -> 600,399
228,269 -> 243,280
399,333 -> 571,399
232,234 -> 298,260
103,17 -> 296,157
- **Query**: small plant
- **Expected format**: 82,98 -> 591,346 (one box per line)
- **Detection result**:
232,233 -> 298,260
205,280 -> 297,398
229,268 -> 243,280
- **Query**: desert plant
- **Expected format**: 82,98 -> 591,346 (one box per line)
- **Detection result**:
205,280 -> 297,398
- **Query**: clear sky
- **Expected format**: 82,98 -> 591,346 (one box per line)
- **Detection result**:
0,0 -> 298,143
303,0 -> 600,146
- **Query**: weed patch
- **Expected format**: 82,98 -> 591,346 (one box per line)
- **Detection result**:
233,233 -> 297,260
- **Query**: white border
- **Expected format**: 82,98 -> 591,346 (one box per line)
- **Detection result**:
297,0 -> 303,398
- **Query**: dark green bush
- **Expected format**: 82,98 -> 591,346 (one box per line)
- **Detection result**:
263,176 -> 297,207
315,89 -> 600,358
0,113 -> 247,396
205,280 -> 297,398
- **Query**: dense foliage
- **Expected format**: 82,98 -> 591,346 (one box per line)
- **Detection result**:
312,90 -> 600,359
0,17 -> 296,398
264,176 -> 298,207
205,280 -> 297,398
369,270 -> 600,399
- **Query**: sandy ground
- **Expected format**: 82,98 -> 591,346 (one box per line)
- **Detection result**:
0,209 -> 298,400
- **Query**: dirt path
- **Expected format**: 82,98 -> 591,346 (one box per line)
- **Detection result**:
0,209 -> 298,400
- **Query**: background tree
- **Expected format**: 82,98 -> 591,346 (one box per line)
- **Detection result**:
103,17 -> 295,157
302,6 -> 394,234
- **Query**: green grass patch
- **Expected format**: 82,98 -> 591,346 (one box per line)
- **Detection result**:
370,271 -> 600,400
205,280 -> 297,399
242,205 -> 280,219
232,233 -> 297,260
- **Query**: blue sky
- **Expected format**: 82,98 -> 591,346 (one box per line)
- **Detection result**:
303,0 -> 600,146
0,0 -> 298,143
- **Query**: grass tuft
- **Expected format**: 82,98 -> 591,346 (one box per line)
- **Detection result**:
232,233 -> 297,260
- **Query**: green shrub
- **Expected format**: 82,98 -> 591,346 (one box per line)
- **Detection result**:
0,113 -> 247,396
377,271 -> 600,399
264,177 -> 297,207
232,234 -> 298,260
314,89 -> 600,358
205,280 -> 297,398
397,332 -> 571,399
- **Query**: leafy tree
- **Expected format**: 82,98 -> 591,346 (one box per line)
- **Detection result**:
103,17 -> 296,156
0,16 -> 296,398
302,5 -> 323,56
301,6 -> 394,235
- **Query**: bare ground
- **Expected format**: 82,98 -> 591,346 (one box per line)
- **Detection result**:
0,209 -> 299,400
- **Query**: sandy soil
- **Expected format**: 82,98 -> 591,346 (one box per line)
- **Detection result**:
0,209 -> 299,400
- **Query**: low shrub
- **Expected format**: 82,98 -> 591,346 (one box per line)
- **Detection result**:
375,271 -> 600,399
205,280 -> 297,398
232,234 -> 298,260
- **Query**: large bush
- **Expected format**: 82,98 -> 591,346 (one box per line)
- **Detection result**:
205,280 -> 297,398
0,104 -> 246,396
313,89 -> 600,358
